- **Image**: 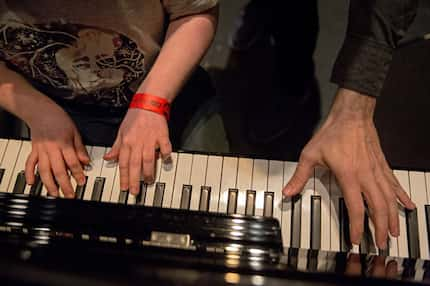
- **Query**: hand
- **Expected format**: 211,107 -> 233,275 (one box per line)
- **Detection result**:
25,102 -> 89,198
282,89 -> 415,249
104,109 -> 172,195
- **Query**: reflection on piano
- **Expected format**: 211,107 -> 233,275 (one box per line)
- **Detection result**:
0,138 -> 430,285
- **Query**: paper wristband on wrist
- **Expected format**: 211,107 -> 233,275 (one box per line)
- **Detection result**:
129,93 -> 171,120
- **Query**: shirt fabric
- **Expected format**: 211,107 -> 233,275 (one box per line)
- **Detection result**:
0,0 -> 217,109
331,0 -> 419,97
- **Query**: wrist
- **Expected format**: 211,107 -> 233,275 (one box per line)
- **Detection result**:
129,93 -> 171,120
327,88 -> 376,123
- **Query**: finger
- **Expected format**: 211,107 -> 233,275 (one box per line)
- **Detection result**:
62,146 -> 86,186
142,145 -> 156,184
158,136 -> 172,161
374,166 -> 400,237
387,169 -> 416,209
119,145 -> 131,191
73,131 -> 90,164
128,146 -> 143,195
25,150 -> 38,185
38,151 -> 58,197
371,131 -> 416,210
282,154 -> 314,196
336,174 -> 365,245
48,148 -> 74,198
104,136 -> 121,161
362,179 -> 389,249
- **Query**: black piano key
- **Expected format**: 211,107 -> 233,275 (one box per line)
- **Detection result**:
263,192 -> 274,217
245,190 -> 256,216
310,195 -> 321,250
426,205 -> 430,255
136,181 -> 147,205
406,208 -> 420,259
153,182 -> 165,207
75,176 -> 88,200
227,188 -> 238,214
307,249 -> 319,272
339,198 -> 351,252
402,259 -> 416,280
199,186 -> 211,211
90,177 -> 105,202
424,260 -> 430,281
12,171 -> 26,194
291,194 -> 302,248
288,247 -> 299,269
180,184 -> 192,210
30,173 -> 43,196
360,214 -> 370,254
118,190 -> 129,204
0,168 -> 4,184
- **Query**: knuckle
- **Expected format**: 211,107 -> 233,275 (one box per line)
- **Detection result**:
142,156 -> 154,165
119,162 -> 128,170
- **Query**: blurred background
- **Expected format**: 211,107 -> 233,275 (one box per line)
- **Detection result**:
1,0 -> 429,169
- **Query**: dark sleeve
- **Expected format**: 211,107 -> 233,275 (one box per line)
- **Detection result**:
331,0 -> 418,97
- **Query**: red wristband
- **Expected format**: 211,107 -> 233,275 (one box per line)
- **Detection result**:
129,93 -> 171,120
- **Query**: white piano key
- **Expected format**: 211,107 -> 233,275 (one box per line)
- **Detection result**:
409,171 -> 429,260
282,161 -> 297,249
315,166 -> 331,252
426,172 -> 430,200
171,153 -> 193,209
83,146 -> 106,201
252,159 -> 269,217
0,139 -> 22,193
388,233 -> 399,258
159,153 -> 177,207
206,155 -> 223,212
219,157 -> 238,213
300,176 -> 314,250
8,141 -> 31,193
267,161 -> 284,224
110,163 -> 121,203
329,175 -> 342,252
351,244 -> 360,254
99,148 -> 117,202
368,219 -> 378,255
394,170 -> 409,258
0,139 -> 8,163
145,156 -> 163,206
236,158 -> 253,215
189,154 -> 208,211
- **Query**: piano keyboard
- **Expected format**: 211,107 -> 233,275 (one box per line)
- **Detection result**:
1,138 -> 429,260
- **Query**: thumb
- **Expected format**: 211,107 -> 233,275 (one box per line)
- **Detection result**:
74,131 -> 90,165
282,157 -> 314,197
104,136 -> 121,161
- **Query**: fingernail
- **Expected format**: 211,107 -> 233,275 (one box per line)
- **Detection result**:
282,187 -> 291,197
79,177 -> 86,186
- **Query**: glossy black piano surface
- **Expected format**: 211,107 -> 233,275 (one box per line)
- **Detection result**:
0,193 -> 429,285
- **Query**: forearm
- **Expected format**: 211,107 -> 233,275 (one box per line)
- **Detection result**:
0,62 -> 59,126
136,7 -> 218,102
